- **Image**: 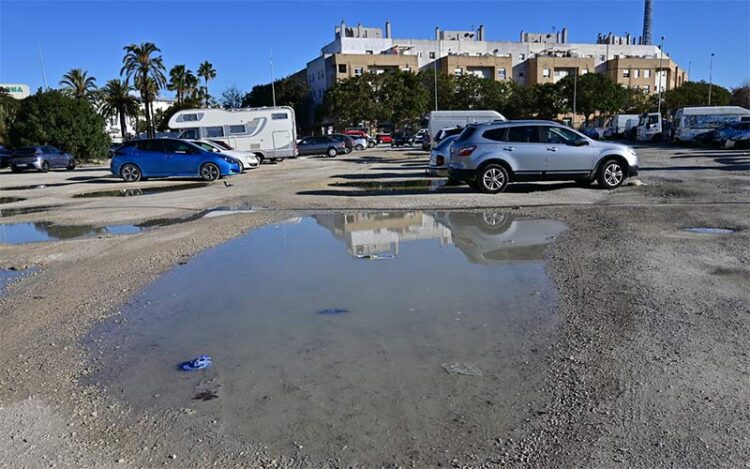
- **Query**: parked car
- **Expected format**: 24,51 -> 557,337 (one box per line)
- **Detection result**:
427,134 -> 458,177
391,132 -> 412,147
329,134 -> 354,154
188,139 -> 259,170
0,145 -> 11,168
344,130 -> 376,148
9,146 -> 76,173
348,135 -> 369,151
297,136 -> 347,157
434,126 -> 464,145
111,138 -> 241,182
448,120 -> 639,194
580,125 -> 602,140
714,121 -> 750,147
376,133 -> 393,144
728,130 -> 750,149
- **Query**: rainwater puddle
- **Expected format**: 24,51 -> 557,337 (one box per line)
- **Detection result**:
0,268 -> 34,296
86,210 -> 566,465
72,183 -> 209,198
685,227 -> 736,235
0,197 -> 25,204
0,221 -> 141,244
0,205 -> 58,217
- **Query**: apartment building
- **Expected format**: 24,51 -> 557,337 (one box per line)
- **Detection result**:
304,21 -> 687,106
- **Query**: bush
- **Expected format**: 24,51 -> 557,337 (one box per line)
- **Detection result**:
9,90 -> 110,161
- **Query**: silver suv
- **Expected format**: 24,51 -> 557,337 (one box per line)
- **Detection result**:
448,120 -> 639,193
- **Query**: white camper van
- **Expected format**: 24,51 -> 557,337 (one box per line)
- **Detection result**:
427,110 -> 505,148
604,114 -> 639,139
673,106 -> 750,143
168,107 -> 298,162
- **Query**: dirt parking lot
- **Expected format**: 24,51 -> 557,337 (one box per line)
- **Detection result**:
1,144 -> 748,468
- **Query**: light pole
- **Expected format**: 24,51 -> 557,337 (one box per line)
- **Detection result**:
687,60 -> 692,81
657,36 -> 664,116
270,51 -> 277,107
708,53 -> 715,106
572,69 -> 577,126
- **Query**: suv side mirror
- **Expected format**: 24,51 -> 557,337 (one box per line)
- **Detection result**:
573,138 -> 589,146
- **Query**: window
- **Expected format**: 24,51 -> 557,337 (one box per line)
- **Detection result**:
543,68 -> 550,78
181,113 -> 199,122
643,69 -> 651,78
354,67 -> 363,76
543,126 -> 580,144
272,113 -> 288,120
600,55 -> 606,61
643,85 -> 650,93
206,126 -> 224,138
137,140 -> 164,152
634,69 -> 640,78
498,68 -> 507,79
163,140 -> 196,154
365,50 -> 373,55
482,128 -> 507,141
429,51 -> 436,59
179,128 -> 199,139
338,64 -> 347,73
506,126 -> 540,143
229,125 -> 246,134
623,69 -> 630,78
519,53 -> 525,60
519,71 -> 525,77
454,68 -> 463,75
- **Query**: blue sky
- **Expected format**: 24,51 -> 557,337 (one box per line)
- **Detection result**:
1,0 -> 748,99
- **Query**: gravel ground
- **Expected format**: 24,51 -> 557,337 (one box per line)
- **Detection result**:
0,144 -> 748,468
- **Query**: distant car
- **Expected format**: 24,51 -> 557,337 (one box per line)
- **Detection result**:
728,130 -> 750,149
0,145 -> 11,168
715,121 -> 750,147
111,138 -> 241,182
427,134 -> 458,177
391,132 -> 412,147
345,130 -> 376,148
434,126 -> 464,146
10,146 -> 76,173
348,135 -> 368,151
329,134 -> 355,154
376,133 -> 393,144
189,139 -> 259,170
580,126 -> 602,140
448,120 -> 639,193
297,136 -> 347,158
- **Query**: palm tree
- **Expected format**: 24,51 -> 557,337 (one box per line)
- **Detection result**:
99,79 -> 139,142
60,68 -> 97,101
121,42 -> 166,138
197,61 -> 216,107
167,65 -> 196,106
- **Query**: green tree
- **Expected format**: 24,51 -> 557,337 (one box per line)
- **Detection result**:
121,42 -> 166,138
0,87 -> 20,145
9,90 -> 109,161
558,73 -> 622,123
662,81 -> 731,114
377,70 -> 429,127
418,69 -> 457,111
323,74 -> 379,127
59,68 -> 98,102
529,83 -> 565,120
730,83 -> 749,109
197,61 -> 217,107
221,86 -> 244,109
99,79 -> 139,142
167,65 -> 196,106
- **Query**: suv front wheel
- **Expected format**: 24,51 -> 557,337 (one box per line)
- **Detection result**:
597,159 -> 626,189
477,164 -> 509,194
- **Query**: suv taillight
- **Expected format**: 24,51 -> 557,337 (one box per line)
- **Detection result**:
457,146 -> 476,157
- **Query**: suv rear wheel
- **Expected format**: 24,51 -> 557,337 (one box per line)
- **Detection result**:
597,159 -> 625,189
477,164 -> 509,194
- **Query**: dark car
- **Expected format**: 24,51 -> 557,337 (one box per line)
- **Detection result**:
329,134 -> 354,154
0,145 -> 11,169
10,145 -> 76,172
391,132 -> 412,147
110,138 -> 241,182
297,136 -> 347,158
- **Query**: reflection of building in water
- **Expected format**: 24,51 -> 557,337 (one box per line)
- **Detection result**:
315,212 -> 452,258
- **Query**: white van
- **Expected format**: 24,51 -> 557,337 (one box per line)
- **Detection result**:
427,110 -> 505,148
636,112 -> 663,142
604,114 -> 639,139
168,107 -> 298,162
673,106 -> 750,143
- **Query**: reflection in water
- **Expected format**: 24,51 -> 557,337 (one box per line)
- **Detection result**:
0,221 -> 141,244
314,210 -> 566,263
73,183 -> 209,198
87,210 -> 566,466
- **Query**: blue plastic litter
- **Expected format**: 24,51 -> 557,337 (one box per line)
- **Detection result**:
178,355 -> 212,371
318,308 -> 349,315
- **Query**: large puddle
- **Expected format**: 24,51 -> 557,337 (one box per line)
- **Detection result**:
0,221 -> 142,244
73,183 -> 209,198
87,211 -> 566,465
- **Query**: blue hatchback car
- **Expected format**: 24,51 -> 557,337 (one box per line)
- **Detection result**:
111,138 -> 241,182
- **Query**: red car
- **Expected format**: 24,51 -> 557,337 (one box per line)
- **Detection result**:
376,133 -> 393,144
345,129 -> 368,138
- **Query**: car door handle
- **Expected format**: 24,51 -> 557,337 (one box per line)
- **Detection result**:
546,147 -> 558,152
502,146 -> 515,151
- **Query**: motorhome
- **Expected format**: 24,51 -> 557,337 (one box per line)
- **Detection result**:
672,106 -> 750,143
426,110 -> 505,148
168,107 -> 298,162
603,114 -> 639,139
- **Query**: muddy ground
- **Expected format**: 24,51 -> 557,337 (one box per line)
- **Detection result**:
0,144 -> 748,468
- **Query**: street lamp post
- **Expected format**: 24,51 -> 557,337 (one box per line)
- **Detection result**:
657,36 -> 665,116
687,60 -> 692,81
708,53 -> 715,106
270,51 -> 277,107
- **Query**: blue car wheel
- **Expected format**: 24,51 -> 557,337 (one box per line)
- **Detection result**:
200,163 -> 221,181
120,163 -> 142,182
